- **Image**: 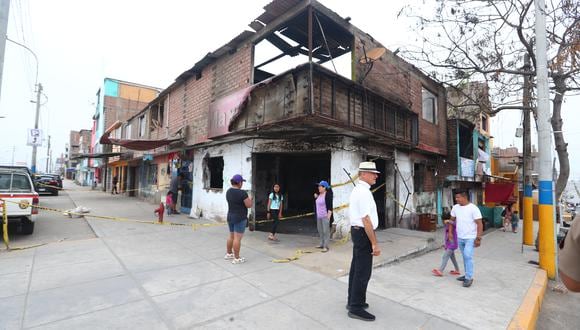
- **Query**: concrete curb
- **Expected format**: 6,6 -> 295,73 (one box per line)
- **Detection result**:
508,268 -> 548,330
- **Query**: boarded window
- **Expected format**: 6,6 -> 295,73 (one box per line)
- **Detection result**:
422,87 -> 437,124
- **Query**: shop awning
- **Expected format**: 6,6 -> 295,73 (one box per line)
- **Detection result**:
71,152 -> 125,160
106,138 -> 181,151
485,183 -> 516,203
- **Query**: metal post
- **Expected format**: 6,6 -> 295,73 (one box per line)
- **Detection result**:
523,54 -> 534,246
31,83 -> 42,173
307,5 -> 314,114
535,0 -> 556,279
46,135 -> 51,173
0,0 -> 10,103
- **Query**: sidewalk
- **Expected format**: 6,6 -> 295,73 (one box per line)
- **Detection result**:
0,183 -> 543,329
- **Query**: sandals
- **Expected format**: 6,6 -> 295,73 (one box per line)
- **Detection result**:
431,269 -> 443,277
232,257 -> 246,264
449,270 -> 461,275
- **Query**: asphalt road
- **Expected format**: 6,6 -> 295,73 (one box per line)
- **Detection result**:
1,188 -> 96,250
537,281 -> 580,330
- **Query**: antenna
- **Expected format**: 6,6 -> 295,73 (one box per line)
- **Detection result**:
359,47 -> 386,83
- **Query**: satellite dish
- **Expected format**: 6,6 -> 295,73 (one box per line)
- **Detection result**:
359,47 -> 386,64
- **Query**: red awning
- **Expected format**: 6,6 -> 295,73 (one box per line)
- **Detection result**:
106,138 -> 181,151
485,183 -> 516,203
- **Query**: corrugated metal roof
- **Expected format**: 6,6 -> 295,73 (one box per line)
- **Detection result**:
251,0 -> 305,31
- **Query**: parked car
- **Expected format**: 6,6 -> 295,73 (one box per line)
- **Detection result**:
0,168 -> 39,234
33,174 -> 60,196
45,174 -> 63,188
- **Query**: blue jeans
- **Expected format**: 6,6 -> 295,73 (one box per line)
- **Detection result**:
228,220 -> 247,234
458,238 -> 475,280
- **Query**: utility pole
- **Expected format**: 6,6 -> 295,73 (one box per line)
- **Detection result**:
31,83 -> 42,173
522,54 -> 534,246
0,0 -> 10,103
535,0 -> 556,279
45,135 -> 51,173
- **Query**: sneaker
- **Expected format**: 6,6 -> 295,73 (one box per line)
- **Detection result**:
449,270 -> 461,275
315,246 -> 323,249
232,257 -> 246,264
346,303 -> 369,310
348,310 -> 375,321
321,248 -> 329,253
456,276 -> 465,281
463,279 -> 473,287
224,253 -> 234,260
431,269 -> 443,277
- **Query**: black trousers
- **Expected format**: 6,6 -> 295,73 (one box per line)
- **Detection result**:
347,226 -> 373,311
270,209 -> 280,234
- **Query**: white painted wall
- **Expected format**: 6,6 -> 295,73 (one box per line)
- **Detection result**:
395,150 -> 415,228
190,141 -> 253,221
330,138 -> 362,238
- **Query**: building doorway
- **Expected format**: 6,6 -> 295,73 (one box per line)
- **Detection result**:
253,152 -> 331,235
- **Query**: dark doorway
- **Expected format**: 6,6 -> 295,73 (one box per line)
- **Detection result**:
128,166 -> 137,197
368,157 -> 387,229
253,152 -> 331,236
180,160 -> 193,214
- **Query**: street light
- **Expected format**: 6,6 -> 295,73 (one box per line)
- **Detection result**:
6,36 -> 42,174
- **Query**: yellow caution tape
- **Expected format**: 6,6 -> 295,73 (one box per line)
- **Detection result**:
2,201 -> 9,249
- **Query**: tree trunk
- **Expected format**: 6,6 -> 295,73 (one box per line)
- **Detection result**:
551,75 -> 569,202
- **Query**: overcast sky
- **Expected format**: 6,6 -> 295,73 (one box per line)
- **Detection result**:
1,0 -> 578,180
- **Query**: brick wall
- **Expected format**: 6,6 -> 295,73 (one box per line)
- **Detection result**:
103,96 -> 150,131
167,43 -> 253,145
439,119 -> 459,179
353,33 -> 447,156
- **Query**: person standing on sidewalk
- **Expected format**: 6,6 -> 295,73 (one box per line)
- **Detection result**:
450,191 -> 483,288
347,161 -> 381,322
111,174 -> 119,194
314,180 -> 333,252
225,174 -> 252,264
169,172 -> 185,214
267,183 -> 283,241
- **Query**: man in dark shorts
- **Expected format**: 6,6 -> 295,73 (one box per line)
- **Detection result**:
225,174 -> 252,264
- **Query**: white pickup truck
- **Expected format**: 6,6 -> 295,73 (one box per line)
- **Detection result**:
0,168 -> 39,234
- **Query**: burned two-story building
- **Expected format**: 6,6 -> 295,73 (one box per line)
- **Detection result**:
99,0 -> 448,236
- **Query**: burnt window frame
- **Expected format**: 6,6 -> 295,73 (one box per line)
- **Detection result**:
204,156 -> 224,190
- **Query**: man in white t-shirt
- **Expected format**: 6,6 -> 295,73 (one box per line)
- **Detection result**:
450,190 -> 483,288
346,162 -> 381,322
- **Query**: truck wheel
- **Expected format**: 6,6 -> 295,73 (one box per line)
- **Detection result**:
21,221 -> 35,235
53,190 -> 59,196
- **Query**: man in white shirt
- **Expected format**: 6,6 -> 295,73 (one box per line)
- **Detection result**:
450,190 -> 483,288
346,161 -> 381,322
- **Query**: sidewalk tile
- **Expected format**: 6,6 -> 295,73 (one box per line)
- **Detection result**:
240,263 -> 325,297
0,295 -> 25,329
153,277 -> 271,328
24,275 -> 143,328
134,260 -> 234,296
30,258 -> 124,292
0,272 -> 29,299
29,300 -> 168,330
199,300 -> 324,329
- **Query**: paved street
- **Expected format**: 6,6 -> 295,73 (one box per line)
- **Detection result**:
0,180 -> 546,329
2,189 -> 95,249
